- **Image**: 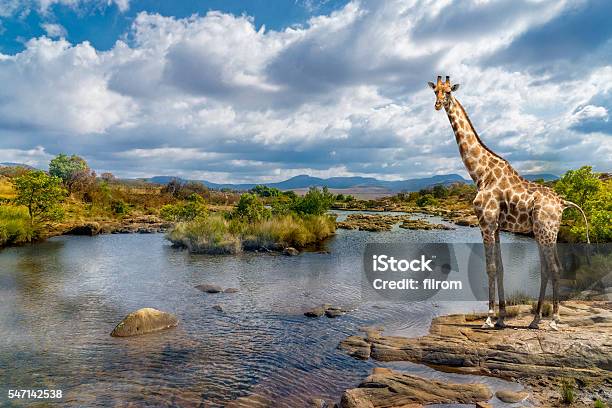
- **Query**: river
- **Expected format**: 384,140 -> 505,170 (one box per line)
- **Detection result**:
0,212 -> 539,407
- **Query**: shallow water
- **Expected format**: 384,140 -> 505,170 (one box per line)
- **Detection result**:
0,212 -> 537,407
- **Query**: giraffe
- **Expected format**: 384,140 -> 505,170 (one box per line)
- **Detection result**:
427,76 -> 590,330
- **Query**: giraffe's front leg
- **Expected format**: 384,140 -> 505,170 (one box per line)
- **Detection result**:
482,238 -> 497,329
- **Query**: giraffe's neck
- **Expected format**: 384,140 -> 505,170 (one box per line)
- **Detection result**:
445,97 -> 499,186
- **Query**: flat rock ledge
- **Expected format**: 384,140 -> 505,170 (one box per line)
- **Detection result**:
339,301 -> 612,406
340,367 -> 491,408
110,307 -> 178,337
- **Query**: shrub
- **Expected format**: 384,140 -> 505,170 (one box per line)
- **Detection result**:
416,194 -> 437,207
594,399 -> 606,408
292,187 -> 335,215
432,184 -> 449,198
505,291 -> 534,306
0,205 -> 34,245
160,194 -> 207,221
504,306 -> 520,318
560,379 -> 575,404
531,302 -> 552,317
233,193 -> 270,222
111,199 -> 129,215
251,185 -> 281,197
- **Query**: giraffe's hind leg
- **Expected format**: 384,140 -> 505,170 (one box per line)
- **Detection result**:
530,206 -> 562,329
529,245 -> 549,329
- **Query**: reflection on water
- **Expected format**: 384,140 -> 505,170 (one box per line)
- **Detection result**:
0,212 -> 536,407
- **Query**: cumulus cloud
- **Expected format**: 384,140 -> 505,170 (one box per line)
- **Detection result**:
0,0 -> 610,182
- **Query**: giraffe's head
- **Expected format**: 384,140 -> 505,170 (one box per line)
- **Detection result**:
427,76 -> 460,111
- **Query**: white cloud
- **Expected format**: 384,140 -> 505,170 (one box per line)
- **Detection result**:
0,0 -> 610,182
0,146 -> 53,168
41,22 -> 66,38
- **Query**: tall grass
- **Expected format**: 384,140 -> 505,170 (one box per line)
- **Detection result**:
166,215 -> 241,254
0,205 -> 33,246
167,214 -> 336,254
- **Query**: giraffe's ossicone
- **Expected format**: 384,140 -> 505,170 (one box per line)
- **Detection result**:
428,75 -> 590,330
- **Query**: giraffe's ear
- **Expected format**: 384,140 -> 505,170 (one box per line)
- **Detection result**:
427,82 -> 435,89
451,84 -> 460,92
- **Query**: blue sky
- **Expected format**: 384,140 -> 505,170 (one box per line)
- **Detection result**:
0,0 -> 610,182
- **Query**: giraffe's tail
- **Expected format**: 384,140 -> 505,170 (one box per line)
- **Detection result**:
563,200 -> 590,244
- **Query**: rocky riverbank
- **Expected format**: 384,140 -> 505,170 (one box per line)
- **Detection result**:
336,213 -> 454,232
55,215 -> 173,236
339,301 -> 612,407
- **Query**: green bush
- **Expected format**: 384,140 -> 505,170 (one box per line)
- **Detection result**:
416,194 -> 437,207
251,185 -> 281,197
0,205 -> 34,246
233,193 -> 270,222
292,187 -> 335,215
594,399 -> 606,408
111,199 -> 129,215
160,194 -> 207,222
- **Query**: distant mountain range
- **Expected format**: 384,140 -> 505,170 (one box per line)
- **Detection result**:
0,162 -> 36,169
147,173 -> 559,192
0,161 -> 558,192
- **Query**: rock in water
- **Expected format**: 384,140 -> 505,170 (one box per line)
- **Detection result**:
304,306 -> 326,317
224,287 -> 239,293
325,308 -> 344,318
283,247 -> 299,256
212,304 -> 224,312
340,367 -> 492,407
195,284 -> 223,293
110,308 -> 178,337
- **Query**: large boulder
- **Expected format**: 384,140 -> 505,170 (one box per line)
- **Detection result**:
340,367 -> 492,407
110,308 -> 178,337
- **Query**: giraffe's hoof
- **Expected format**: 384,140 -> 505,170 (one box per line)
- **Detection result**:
528,320 -> 540,330
481,317 -> 494,329
495,319 -> 506,329
549,320 -> 560,331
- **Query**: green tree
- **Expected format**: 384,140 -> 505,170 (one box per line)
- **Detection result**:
432,184 -> 449,199
416,194 -> 437,207
554,166 -> 601,208
251,185 -> 281,197
233,193 -> 271,222
48,154 -> 89,193
292,187 -> 335,215
554,166 -> 610,242
12,170 -> 66,229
